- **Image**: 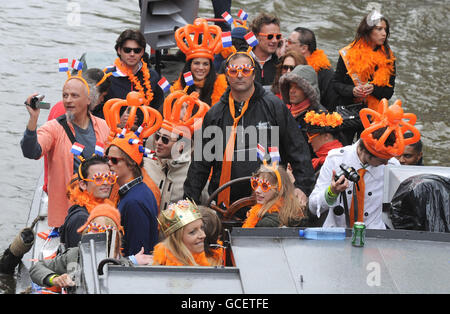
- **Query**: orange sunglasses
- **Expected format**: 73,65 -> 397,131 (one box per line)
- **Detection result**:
226,64 -> 254,77
250,177 -> 273,192
83,171 -> 118,186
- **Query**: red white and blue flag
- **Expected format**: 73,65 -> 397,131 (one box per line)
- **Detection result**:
269,146 -> 280,162
59,58 -> 69,72
94,142 -> 105,156
257,144 -> 265,161
244,32 -> 258,47
70,142 -> 85,156
221,31 -> 232,48
183,71 -> 194,86
238,9 -> 248,20
158,77 -> 171,92
221,12 -> 234,24
72,59 -> 83,71
128,138 -> 140,145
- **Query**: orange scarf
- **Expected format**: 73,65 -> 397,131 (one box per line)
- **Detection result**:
152,242 -> 211,266
287,99 -> 311,118
349,168 -> 367,227
306,49 -> 331,73
113,58 -> 154,106
217,92 -> 252,208
340,40 -> 395,110
207,240 -> 225,266
241,200 -> 282,228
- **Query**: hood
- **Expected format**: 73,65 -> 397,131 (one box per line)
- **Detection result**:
279,64 -> 321,109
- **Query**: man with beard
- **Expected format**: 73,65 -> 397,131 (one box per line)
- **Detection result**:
21,76 -> 110,228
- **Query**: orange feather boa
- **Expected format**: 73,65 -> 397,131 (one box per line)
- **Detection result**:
306,49 -> 332,73
152,242 -> 210,266
241,200 -> 283,228
173,73 -> 228,106
67,181 -> 114,213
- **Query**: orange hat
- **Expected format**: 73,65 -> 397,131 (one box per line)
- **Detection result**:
109,132 -> 145,165
175,18 -> 222,61
161,87 -> 210,139
77,203 -> 124,234
360,98 -> 421,159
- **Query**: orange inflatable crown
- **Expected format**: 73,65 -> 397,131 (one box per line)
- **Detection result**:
360,98 -> 421,159
161,86 -> 210,139
175,18 -> 223,61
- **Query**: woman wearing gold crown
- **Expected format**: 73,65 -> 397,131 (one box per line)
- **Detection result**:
172,18 -> 228,107
153,200 -> 210,266
333,10 -> 396,145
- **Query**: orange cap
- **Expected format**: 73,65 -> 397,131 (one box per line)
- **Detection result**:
77,203 -> 124,234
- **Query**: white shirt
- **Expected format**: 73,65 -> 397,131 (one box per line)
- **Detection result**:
308,141 -> 400,229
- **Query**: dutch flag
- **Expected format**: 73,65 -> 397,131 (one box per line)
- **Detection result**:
238,9 -> 248,20
257,144 -> 265,161
94,142 -> 105,156
269,146 -> 281,163
72,59 -> 83,71
128,138 -> 140,145
183,71 -> 194,86
221,31 -> 232,48
244,32 -> 258,47
158,77 -> 171,92
221,12 -> 234,24
59,58 -> 69,72
70,142 -> 85,156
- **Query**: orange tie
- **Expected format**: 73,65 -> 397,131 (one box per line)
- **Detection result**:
349,168 -> 366,227
217,92 -> 251,208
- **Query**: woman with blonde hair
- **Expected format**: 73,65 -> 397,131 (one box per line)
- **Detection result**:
153,200 -> 210,266
242,160 -> 307,228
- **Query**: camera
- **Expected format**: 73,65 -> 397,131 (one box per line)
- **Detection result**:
334,163 -> 360,183
26,94 -> 50,110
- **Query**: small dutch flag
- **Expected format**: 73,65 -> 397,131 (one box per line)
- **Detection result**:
268,146 -> 281,163
72,59 -> 83,71
70,142 -> 85,156
244,32 -> 258,47
183,71 -> 194,86
221,11 -> 234,24
128,138 -> 140,145
158,77 -> 171,92
94,142 -> 105,156
59,58 -> 69,72
237,9 -> 248,20
221,31 -> 232,48
257,144 -> 265,161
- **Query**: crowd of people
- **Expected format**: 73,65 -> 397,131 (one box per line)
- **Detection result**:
20,8 -> 424,289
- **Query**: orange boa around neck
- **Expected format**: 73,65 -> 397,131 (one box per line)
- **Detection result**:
173,73 -> 228,106
67,182 -> 113,213
152,242 -> 210,266
306,49 -> 332,73
241,200 -> 283,228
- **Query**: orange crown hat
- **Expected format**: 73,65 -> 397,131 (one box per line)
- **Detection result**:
360,98 -> 421,159
175,18 -> 223,61
77,203 -> 124,234
304,110 -> 344,133
161,86 -> 210,139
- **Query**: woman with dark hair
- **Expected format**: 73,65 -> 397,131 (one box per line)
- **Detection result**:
333,11 -> 396,145
270,50 -> 307,99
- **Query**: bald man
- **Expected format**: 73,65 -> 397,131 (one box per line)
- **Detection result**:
21,77 -> 110,227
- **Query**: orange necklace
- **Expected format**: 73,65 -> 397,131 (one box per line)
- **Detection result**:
114,58 -> 154,106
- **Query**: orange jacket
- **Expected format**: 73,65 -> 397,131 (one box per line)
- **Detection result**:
37,113 -> 110,227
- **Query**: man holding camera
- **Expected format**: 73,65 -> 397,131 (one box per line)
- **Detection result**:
308,127 -> 400,229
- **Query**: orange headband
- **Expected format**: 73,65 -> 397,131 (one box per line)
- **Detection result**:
360,98 -> 421,159
262,159 -> 282,192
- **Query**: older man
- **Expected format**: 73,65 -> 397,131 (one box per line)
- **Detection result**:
21,77 -> 110,227
184,49 -> 315,216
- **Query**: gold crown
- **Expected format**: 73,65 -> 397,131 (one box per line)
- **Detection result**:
175,18 -> 223,61
158,200 -> 202,236
161,87 -> 210,138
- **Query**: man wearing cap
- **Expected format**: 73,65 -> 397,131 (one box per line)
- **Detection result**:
21,77 -> 110,228
106,133 -> 159,256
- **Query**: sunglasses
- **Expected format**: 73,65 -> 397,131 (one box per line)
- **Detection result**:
106,155 -> 126,165
307,132 -> 320,143
83,171 -> 118,185
86,222 -> 116,234
282,65 -> 295,72
250,177 -> 273,192
122,47 -> 143,54
155,132 -> 178,145
226,64 -> 254,77
258,33 -> 282,40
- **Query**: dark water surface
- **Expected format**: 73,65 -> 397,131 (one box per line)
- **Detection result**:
0,0 -> 448,293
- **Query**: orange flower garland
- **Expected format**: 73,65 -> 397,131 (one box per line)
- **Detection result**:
306,49 -> 332,73
114,58 -> 154,106
304,110 -> 343,128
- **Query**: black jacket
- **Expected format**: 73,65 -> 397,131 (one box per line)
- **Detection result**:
59,205 -> 89,249
184,82 -> 315,207
253,53 -> 279,87
317,67 -> 339,111
332,55 -> 396,107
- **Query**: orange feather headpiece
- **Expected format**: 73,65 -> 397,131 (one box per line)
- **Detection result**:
360,98 -> 421,159
175,18 -> 223,61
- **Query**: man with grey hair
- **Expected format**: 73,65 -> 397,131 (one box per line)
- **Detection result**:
20,76 -> 110,227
